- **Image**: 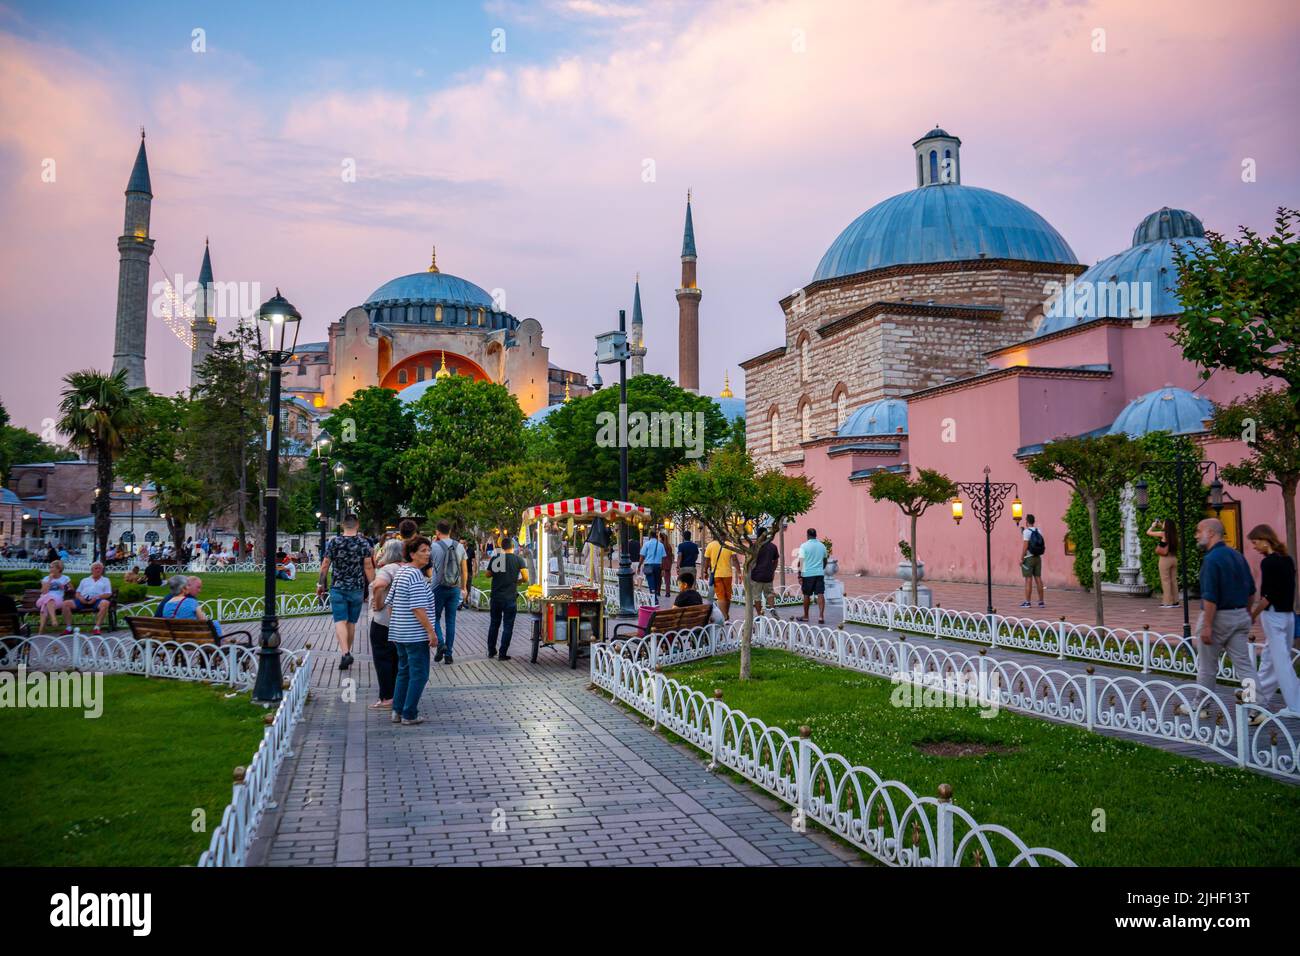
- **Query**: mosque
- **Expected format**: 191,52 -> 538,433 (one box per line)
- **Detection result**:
746,128 -> 1282,591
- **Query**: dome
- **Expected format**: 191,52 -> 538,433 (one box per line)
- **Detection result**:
365,271 -> 494,309
1035,208 -> 1209,336
1108,386 -> 1212,438
838,398 -> 908,437
396,379 -> 442,404
714,396 -> 745,423
527,403 -> 564,426
813,184 -> 1077,281
913,127 -> 955,144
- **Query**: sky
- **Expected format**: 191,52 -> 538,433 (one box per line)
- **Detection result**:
1,0 -> 1298,432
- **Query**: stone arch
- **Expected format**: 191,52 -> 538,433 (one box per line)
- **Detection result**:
796,330 -> 811,382
767,404 -> 782,454
798,394 -> 813,443
380,350 -> 489,391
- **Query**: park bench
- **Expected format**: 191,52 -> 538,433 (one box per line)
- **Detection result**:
610,602 -> 714,642
124,616 -> 254,648
0,608 -> 31,665
20,587 -> 121,632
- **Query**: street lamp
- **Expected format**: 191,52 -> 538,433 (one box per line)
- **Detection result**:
595,312 -> 634,615
951,466 -> 1021,617
315,432 -> 331,557
251,288 -> 302,704
123,484 -> 141,549
1134,459 -> 1223,639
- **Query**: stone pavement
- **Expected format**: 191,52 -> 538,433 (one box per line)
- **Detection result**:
248,611 -> 860,867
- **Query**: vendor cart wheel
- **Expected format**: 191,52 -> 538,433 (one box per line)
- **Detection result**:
530,620 -> 541,664
569,634 -> 580,669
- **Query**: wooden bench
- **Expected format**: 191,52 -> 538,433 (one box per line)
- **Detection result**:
0,609 -> 31,665
610,602 -> 714,642
125,616 -> 254,648
21,587 -> 121,632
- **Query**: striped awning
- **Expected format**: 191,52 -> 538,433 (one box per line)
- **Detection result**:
523,497 -> 651,522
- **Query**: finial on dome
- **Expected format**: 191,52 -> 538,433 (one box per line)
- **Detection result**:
140,126 -> 146,140
428,245 -> 439,273
435,350 -> 451,379
720,371 -> 733,399
564,379 -> 571,402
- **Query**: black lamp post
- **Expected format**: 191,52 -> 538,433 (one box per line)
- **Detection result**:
251,288 -> 302,705
595,312 -> 635,616
1134,460 -> 1223,640
315,433 -> 331,559
951,466 -> 1022,617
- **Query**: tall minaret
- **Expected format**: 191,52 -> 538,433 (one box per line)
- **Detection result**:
190,238 -> 217,388
676,190 -> 701,392
629,273 -> 646,377
112,129 -> 155,389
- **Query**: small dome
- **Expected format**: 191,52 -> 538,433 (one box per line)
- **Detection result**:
527,403 -> 564,426
1131,207 -> 1205,246
838,398 -> 908,437
913,127 -> 956,145
1109,386 -> 1213,438
714,396 -> 745,423
365,271 -> 494,309
396,379 -> 444,404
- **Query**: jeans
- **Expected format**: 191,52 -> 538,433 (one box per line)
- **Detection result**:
1195,608 -> 1256,691
392,641 -> 430,720
1256,609 -> 1300,712
432,584 -> 460,655
487,595 -> 518,657
369,621 -> 398,701
644,566 -> 662,601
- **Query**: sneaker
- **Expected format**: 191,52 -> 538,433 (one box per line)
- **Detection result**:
339,652 -> 353,670
391,712 -> 402,723
401,716 -> 426,726
1019,601 -> 1031,608
486,648 -> 497,659
1175,704 -> 1210,719
63,627 -> 74,635
443,654 -> 454,665
92,627 -> 101,635
498,653 -> 512,661
1249,713 -> 1271,727
1037,601 -> 1045,608
434,646 -> 445,662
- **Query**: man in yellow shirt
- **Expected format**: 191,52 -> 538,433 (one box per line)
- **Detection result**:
703,538 -> 740,620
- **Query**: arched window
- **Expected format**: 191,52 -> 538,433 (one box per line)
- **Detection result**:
836,391 -> 848,430
916,153 -> 923,185
435,305 -> 443,323
942,148 -> 952,183
397,369 -> 408,385
929,149 -> 938,184
800,337 -> 811,380
800,402 -> 812,442
769,409 -> 781,453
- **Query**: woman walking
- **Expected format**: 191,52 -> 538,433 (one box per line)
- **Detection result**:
1146,518 -> 1180,607
385,536 -> 438,725
659,531 -> 674,597
367,538 -> 407,711
1248,524 -> 1299,722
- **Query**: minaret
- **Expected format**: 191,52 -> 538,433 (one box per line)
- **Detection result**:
629,273 -> 646,377
112,129 -> 155,389
190,238 -> 217,388
720,371 -> 733,398
676,190 -> 701,392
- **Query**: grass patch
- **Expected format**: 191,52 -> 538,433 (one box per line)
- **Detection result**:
0,675 -> 267,866
664,647 -> 1300,866
107,571 -> 319,604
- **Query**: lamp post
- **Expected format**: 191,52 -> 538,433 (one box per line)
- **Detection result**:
951,466 -> 1022,617
123,484 -> 141,547
333,463 -> 346,532
251,289 -> 302,705
595,312 -> 634,615
315,433 -> 331,558
1134,460 -> 1223,640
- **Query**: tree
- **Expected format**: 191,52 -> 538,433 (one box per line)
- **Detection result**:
1172,207 -> 1300,403
400,375 -> 525,516
56,369 -> 147,560
432,461 -> 570,543
547,375 -> 729,499
1210,387 -> 1300,608
0,399 -> 76,484
866,468 -> 957,605
665,448 -> 818,679
1025,433 -> 1147,625
320,387 -> 417,535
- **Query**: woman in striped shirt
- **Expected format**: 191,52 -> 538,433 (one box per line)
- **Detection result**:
386,536 -> 438,725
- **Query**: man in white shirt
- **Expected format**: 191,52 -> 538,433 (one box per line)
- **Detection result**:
73,562 -> 114,634
277,555 -> 297,581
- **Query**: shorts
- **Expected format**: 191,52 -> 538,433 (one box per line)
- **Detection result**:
1021,554 -> 1042,578
714,577 -> 733,604
800,575 -> 825,596
754,581 -> 776,605
329,587 -> 365,624
73,597 -> 108,612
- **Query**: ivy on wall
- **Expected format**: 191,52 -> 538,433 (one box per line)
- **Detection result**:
1062,432 -> 1206,592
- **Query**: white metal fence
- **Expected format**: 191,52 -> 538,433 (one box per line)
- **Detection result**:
0,558 -> 321,575
116,590 -> 332,625
592,624 -> 1076,867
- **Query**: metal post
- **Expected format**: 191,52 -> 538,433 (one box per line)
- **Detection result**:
253,351 -> 285,704
616,308 -> 635,618
318,457 -> 328,559
1175,459 -> 1191,640
983,474 -> 993,616
779,522 -> 787,589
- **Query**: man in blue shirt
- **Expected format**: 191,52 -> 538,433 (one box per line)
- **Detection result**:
1189,518 -> 1259,700
637,532 -> 667,603
798,528 -> 829,625
677,531 -> 700,581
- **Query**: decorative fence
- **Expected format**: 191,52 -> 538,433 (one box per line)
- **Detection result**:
842,597 -> 1298,685
0,558 -> 321,575
592,625 -> 1076,867
198,652 -> 313,866
117,590 -> 332,625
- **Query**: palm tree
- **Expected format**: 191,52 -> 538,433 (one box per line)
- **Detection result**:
57,369 -> 147,561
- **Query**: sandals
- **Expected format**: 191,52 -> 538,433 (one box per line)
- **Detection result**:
369,699 -> 392,709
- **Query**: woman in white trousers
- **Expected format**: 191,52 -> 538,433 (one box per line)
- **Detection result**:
1248,524 -> 1299,723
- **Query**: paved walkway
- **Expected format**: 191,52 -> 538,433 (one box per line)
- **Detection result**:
248,612 -> 858,867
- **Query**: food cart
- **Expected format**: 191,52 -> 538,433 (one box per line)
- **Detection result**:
521,496 -> 651,668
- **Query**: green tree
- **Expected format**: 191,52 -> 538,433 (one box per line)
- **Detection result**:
56,369 -> 147,560
866,468 -> 957,605
321,387 -> 417,535
0,400 -> 76,484
1025,433 -> 1147,626
665,448 -> 818,679
547,375 -> 728,499
1172,207 -> 1300,403
1211,387 -> 1300,606
432,461 -> 570,544
400,375 -> 525,516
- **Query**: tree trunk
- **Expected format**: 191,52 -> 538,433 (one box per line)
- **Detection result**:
1086,496 -> 1105,626
909,511 -> 919,606
96,448 -> 113,562
740,571 -> 755,681
1282,477 -> 1298,613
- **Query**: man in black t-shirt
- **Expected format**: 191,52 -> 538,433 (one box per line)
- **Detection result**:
486,538 -> 528,660
460,536 -> 478,610
673,570 -> 704,608
677,531 -> 700,581
750,533 -> 780,616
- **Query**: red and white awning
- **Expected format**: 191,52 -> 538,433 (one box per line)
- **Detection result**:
523,497 -> 651,523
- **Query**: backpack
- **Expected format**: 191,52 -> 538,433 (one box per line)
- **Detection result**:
430,538 -> 462,588
1027,528 -> 1046,556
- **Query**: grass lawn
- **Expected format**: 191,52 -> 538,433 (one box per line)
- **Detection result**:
0,675 -> 267,866
107,571 -> 318,603
665,647 -> 1300,866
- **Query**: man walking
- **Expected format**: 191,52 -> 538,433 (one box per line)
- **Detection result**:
798,528 -> 829,625
429,521 -> 469,664
1180,518 -> 1258,716
316,515 -> 376,670
1019,513 -> 1046,608
750,531 -> 780,616
637,531 -> 667,603
677,530 -> 699,584
486,537 -> 529,660
703,535 -> 738,620
459,535 -> 478,610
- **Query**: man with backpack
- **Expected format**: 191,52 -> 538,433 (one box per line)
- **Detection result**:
429,521 -> 469,665
1020,514 -> 1046,608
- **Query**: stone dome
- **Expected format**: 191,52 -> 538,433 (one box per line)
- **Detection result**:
365,270 -> 494,309
838,398 -> 908,437
1108,386 -> 1213,438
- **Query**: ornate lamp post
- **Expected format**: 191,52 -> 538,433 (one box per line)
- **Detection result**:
951,466 -> 1022,617
251,289 -> 302,705
123,484 -> 141,549
1134,460 -> 1223,639
594,312 -> 634,615
315,432 -> 331,558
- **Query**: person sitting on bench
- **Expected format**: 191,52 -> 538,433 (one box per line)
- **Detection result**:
158,576 -> 223,637
673,570 -> 703,608
72,562 -> 114,635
